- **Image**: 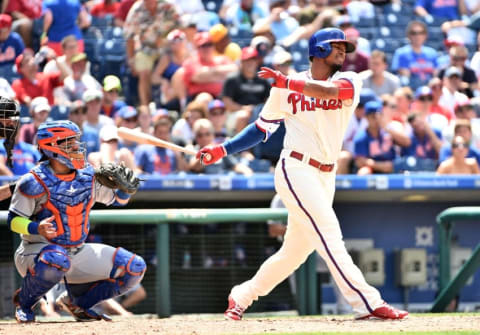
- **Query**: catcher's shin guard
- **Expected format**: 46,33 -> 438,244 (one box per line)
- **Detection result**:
14,245 -> 70,322
73,247 -> 146,309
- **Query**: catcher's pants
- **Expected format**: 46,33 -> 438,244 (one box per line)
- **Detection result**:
15,241 -> 117,284
230,152 -> 384,316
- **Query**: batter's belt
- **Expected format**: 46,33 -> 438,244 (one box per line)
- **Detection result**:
289,150 -> 334,172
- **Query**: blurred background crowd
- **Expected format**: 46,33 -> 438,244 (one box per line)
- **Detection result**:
1,0 -> 480,176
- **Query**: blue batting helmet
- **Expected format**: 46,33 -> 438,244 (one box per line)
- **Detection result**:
37,120 -> 86,169
308,28 -> 356,59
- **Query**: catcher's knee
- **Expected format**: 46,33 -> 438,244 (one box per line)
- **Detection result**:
33,245 -> 71,282
111,247 -> 146,294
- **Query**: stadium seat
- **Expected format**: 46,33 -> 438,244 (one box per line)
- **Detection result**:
19,104 -> 29,118
91,15 -> 114,32
103,26 -> 124,40
99,39 -> 126,79
354,18 -> 375,28
289,39 -> 309,72
49,105 -> 70,121
83,27 -> 103,64
0,64 -> 20,84
202,0 -> 223,13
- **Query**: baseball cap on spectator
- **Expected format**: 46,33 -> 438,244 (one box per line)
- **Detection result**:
251,36 -> 271,57
71,53 -> 87,64
445,66 -> 462,78
345,27 -> 360,40
365,100 -> 383,115
0,14 -> 12,29
152,108 -> 170,123
99,124 -> 119,142
359,88 -> 378,107
241,46 -> 258,61
444,36 -> 464,47
167,29 -> 186,41
209,24 -> 228,43
83,88 -> 103,103
103,75 -> 122,92
273,51 -> 292,65
117,106 -> 138,119
194,32 -> 212,47
208,99 -> 225,111
415,86 -> 432,99
30,97 -> 51,114
454,99 -> 473,112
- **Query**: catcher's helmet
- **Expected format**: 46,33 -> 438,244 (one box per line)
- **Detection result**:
308,28 -> 356,59
37,120 -> 86,169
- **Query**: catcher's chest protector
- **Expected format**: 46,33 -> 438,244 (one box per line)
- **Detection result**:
30,162 -> 95,246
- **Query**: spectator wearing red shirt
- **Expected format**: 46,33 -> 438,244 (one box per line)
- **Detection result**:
4,0 -> 42,48
177,32 -> 237,104
12,51 -> 67,106
90,0 -> 120,17
114,0 -> 137,26
341,28 -> 369,73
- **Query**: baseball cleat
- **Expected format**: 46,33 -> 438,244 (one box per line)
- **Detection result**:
56,292 -> 111,322
356,303 -> 408,320
224,295 -> 245,321
13,289 -> 35,323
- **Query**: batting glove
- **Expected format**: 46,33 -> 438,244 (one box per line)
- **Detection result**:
196,145 -> 226,165
258,67 -> 288,89
258,66 -> 305,93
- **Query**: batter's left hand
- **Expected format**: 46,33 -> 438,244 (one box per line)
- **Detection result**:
258,67 -> 288,89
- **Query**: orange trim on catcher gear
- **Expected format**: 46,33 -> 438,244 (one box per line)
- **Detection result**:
333,79 -> 354,100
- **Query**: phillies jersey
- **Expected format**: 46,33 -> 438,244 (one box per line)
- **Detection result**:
256,70 -> 362,164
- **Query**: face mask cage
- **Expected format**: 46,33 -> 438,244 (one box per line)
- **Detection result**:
0,98 -> 20,167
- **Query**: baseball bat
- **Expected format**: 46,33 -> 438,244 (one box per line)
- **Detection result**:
117,127 -> 198,156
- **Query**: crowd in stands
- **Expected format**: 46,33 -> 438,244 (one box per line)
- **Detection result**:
1,0 -> 480,176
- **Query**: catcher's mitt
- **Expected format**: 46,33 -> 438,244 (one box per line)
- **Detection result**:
94,163 -> 140,195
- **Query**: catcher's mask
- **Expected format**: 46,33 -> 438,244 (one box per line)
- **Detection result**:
37,120 -> 86,169
0,96 -> 20,167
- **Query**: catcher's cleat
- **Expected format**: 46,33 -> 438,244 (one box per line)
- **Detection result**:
13,289 -> 35,323
224,295 -> 245,321
56,292 -> 112,322
355,303 -> 408,320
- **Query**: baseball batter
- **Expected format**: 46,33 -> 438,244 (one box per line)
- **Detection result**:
198,28 -> 408,320
9,120 -> 145,323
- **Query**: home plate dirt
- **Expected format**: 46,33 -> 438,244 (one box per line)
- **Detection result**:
1,314 -> 479,335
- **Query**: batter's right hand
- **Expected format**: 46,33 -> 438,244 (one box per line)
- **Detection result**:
196,145 -> 226,165
38,216 -> 57,239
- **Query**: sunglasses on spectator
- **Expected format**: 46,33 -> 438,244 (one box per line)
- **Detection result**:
453,56 -> 467,62
209,109 -> 225,116
387,104 -> 397,108
199,43 -> 214,48
419,95 -> 432,102
71,108 -> 87,115
452,142 -> 467,149
196,131 -> 213,138
410,30 -> 426,36
124,117 -> 138,123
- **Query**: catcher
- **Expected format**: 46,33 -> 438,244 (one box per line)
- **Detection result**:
8,120 -> 145,323
0,96 -> 20,200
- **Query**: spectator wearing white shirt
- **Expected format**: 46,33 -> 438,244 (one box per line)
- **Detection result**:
439,66 -> 470,115
63,53 -> 101,104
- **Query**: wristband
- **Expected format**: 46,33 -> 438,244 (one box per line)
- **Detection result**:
41,32 -> 47,40
287,79 -> 305,93
11,215 -> 39,235
115,189 -> 131,200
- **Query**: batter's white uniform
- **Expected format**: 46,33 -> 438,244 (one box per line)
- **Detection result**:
229,70 -> 384,317
11,176 -> 119,284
